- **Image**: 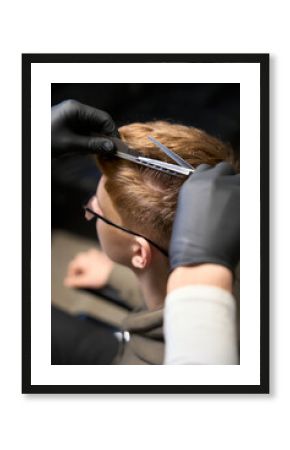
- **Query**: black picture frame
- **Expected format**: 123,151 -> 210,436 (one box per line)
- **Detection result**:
22,53 -> 269,394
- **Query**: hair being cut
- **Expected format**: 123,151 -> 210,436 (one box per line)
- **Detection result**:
97,121 -> 239,249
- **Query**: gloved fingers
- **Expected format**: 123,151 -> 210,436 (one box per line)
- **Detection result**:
181,164 -> 211,187
70,135 -> 116,155
70,100 -> 119,137
193,163 -> 211,173
211,161 -> 236,176
183,162 -> 238,193
193,162 -> 236,177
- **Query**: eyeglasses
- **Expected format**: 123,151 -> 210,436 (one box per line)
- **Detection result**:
83,203 -> 168,258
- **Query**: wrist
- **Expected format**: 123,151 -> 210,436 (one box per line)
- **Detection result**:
167,264 -> 233,294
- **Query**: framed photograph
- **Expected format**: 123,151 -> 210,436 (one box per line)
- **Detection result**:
22,53 -> 269,394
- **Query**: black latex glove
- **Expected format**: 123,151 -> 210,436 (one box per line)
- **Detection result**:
51,99 -> 118,157
170,162 -> 240,273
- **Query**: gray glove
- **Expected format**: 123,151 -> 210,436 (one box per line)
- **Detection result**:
170,162 -> 240,273
51,99 -> 118,157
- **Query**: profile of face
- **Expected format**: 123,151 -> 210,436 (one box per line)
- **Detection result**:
89,176 -> 131,264
87,176 -> 153,270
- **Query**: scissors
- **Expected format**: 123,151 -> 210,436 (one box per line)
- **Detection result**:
111,136 -> 195,177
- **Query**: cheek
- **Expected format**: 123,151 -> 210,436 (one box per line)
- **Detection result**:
96,221 -> 132,264
96,220 -> 109,249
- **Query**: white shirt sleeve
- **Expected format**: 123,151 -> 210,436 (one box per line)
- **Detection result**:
164,285 -> 239,365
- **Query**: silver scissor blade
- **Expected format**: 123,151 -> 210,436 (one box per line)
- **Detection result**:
138,156 -> 194,175
113,137 -> 194,177
148,136 -> 194,170
115,150 -> 140,163
116,151 -> 192,177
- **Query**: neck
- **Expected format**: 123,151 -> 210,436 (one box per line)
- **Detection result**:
134,255 -> 169,311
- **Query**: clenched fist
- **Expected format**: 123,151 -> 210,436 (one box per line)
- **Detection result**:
64,248 -> 114,289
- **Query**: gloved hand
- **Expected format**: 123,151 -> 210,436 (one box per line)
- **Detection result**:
51,99 -> 118,157
170,162 -> 240,273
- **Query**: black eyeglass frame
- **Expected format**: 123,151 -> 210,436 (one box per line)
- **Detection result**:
83,206 -> 169,258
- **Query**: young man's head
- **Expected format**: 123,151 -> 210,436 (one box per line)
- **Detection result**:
91,121 -> 237,273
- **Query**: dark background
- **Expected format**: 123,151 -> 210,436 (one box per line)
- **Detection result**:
51,83 -> 240,240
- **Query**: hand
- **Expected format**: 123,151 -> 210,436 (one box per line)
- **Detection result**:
170,162 -> 240,273
64,248 -> 114,289
51,99 -> 118,157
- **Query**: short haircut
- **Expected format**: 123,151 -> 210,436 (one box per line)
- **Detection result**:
97,121 -> 239,249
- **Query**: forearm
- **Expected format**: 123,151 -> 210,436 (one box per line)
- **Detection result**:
167,264 -> 233,294
164,264 -> 238,365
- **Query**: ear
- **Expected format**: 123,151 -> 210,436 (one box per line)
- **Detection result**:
131,237 -> 152,270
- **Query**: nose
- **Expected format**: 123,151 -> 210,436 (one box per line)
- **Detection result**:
84,208 -> 95,221
90,195 -> 103,216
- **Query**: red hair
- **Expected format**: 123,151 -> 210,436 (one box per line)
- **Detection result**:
97,121 -> 238,248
